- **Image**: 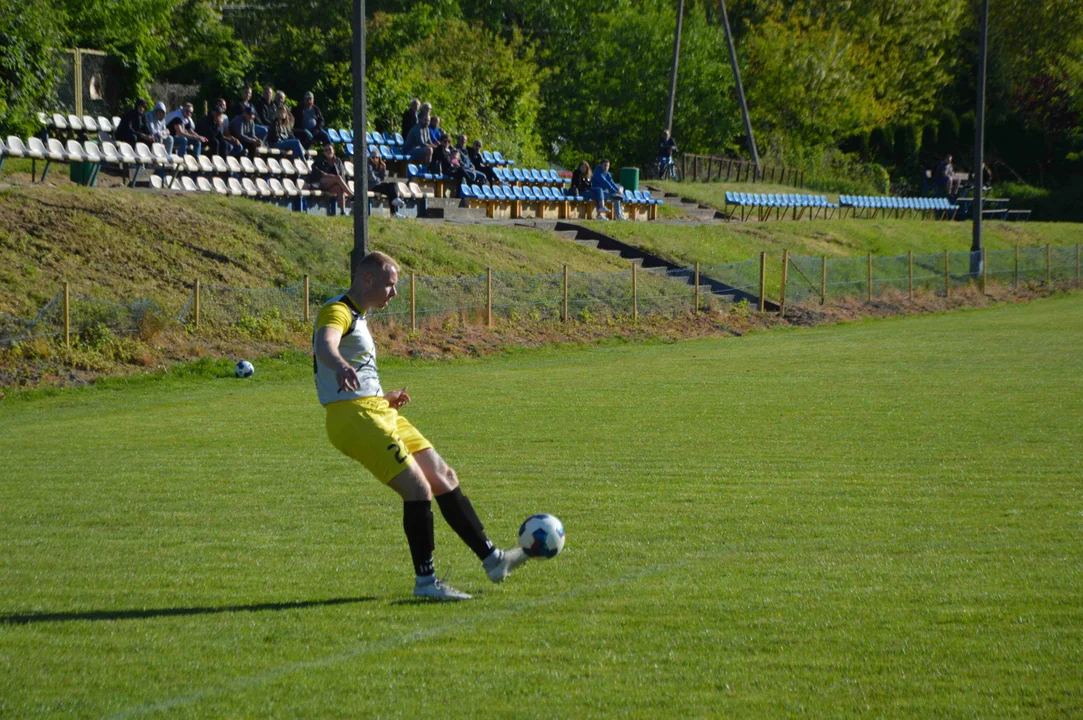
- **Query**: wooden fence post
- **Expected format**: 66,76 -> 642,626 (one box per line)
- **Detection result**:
780,249 -> 789,317
908,251 -> 913,300
486,267 -> 493,327
303,274 -> 310,323
1014,245 -> 1019,289
694,262 -> 700,313
1046,245 -> 1052,286
758,252 -> 766,313
632,263 -> 638,321
194,278 -> 201,329
981,248 -> 987,293
562,264 -> 569,322
693,156 -> 699,181
867,253 -> 873,302
725,160 -> 732,182
944,250 -> 950,298
63,282 -> 70,349
410,273 -> 416,330
821,256 -> 827,305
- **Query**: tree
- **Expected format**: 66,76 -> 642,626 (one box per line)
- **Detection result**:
0,0 -> 65,137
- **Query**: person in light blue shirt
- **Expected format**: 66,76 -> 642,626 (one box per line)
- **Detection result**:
591,159 -> 624,220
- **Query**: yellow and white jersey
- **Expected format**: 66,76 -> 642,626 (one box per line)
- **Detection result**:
312,294 -> 383,405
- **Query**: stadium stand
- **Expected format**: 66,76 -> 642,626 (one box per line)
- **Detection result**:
4,106 -> 665,220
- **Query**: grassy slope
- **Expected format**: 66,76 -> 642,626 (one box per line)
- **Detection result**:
0,184 -> 628,317
0,296 -> 1080,716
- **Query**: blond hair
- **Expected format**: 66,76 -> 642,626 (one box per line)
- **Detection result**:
357,251 -> 399,277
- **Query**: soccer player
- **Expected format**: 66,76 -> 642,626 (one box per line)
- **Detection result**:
313,251 -> 528,600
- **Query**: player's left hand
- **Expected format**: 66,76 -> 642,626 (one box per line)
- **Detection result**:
386,386 -> 410,409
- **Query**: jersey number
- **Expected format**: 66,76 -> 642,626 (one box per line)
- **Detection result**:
387,443 -> 408,464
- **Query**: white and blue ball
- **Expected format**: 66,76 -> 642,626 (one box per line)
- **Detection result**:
234,360 -> 255,378
518,514 -> 565,559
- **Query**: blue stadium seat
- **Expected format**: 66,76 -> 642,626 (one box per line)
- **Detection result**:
531,169 -> 545,183
460,184 -> 476,199
379,145 -> 393,161
346,142 -> 354,157
340,130 -> 354,142
512,168 -> 526,182
493,151 -> 507,165
481,185 -> 497,200
394,132 -> 405,146
383,132 -> 397,146
328,129 -> 342,143
483,150 -> 496,165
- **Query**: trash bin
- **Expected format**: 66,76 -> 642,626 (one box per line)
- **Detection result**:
620,167 -> 639,192
70,161 -> 95,186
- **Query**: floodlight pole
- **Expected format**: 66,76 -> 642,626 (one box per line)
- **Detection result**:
665,0 -> 685,133
350,0 -> 369,277
719,0 -> 759,169
970,0 -> 989,278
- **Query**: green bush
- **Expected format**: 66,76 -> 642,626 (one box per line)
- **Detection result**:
0,1 -> 64,138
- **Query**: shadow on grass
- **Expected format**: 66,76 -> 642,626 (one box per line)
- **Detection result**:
0,596 -> 378,625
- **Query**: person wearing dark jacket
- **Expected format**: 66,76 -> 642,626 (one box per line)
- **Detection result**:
115,99 -> 153,146
195,108 -> 228,157
468,140 -> 497,183
308,144 -> 354,214
591,158 -> 624,219
570,161 -> 592,197
368,148 -> 405,216
401,98 -> 420,139
293,92 -> 332,149
267,103 -> 306,159
254,86 -> 277,128
229,106 -> 263,158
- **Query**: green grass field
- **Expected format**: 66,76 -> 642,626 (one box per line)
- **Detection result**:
2,294 -> 1082,717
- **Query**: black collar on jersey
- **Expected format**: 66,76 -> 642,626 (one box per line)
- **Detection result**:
340,292 -> 363,334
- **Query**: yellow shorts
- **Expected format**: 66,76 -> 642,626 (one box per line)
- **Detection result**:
325,397 -> 433,484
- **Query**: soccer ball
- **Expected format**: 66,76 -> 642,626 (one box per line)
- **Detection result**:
518,514 -> 565,559
234,360 -> 255,378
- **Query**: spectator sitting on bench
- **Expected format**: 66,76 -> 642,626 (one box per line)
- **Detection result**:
116,99 -> 154,146
293,92 -> 332,150
934,155 -> 953,198
145,101 -> 173,154
166,103 -> 206,157
402,98 -> 421,139
219,112 -> 245,158
368,147 -> 405,217
232,86 -> 267,140
468,139 -> 497,183
429,116 -> 445,145
195,107 -> 229,157
267,103 -> 306,159
570,160 -> 592,198
229,106 -> 264,158
309,144 -> 354,215
591,158 -> 624,219
404,113 -> 435,163
254,86 -> 277,131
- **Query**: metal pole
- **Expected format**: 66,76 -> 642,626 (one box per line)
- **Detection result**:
867,253 -> 873,303
945,250 -> 951,297
410,273 -> 416,330
349,0 -> 369,278
908,251 -> 913,300
665,0 -> 685,133
719,0 -> 759,168
1046,245 -> 1051,286
971,0 -> 989,279
194,278 -> 201,329
632,263 -> 638,321
1014,245 -> 1019,289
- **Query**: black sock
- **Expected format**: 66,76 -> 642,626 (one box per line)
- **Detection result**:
402,500 -> 435,578
435,487 -> 495,561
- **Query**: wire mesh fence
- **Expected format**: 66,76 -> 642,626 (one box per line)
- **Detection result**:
785,245 -> 1081,304
3,245 -> 1079,348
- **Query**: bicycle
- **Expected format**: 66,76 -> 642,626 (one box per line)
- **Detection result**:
657,156 -> 680,182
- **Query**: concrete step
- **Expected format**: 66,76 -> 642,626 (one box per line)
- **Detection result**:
574,238 -> 601,248
556,230 -> 581,240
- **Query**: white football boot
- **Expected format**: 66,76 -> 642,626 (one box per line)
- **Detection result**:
414,576 -> 472,601
483,548 -> 529,583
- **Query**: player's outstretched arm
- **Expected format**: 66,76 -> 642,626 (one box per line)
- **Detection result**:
315,326 -> 360,392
